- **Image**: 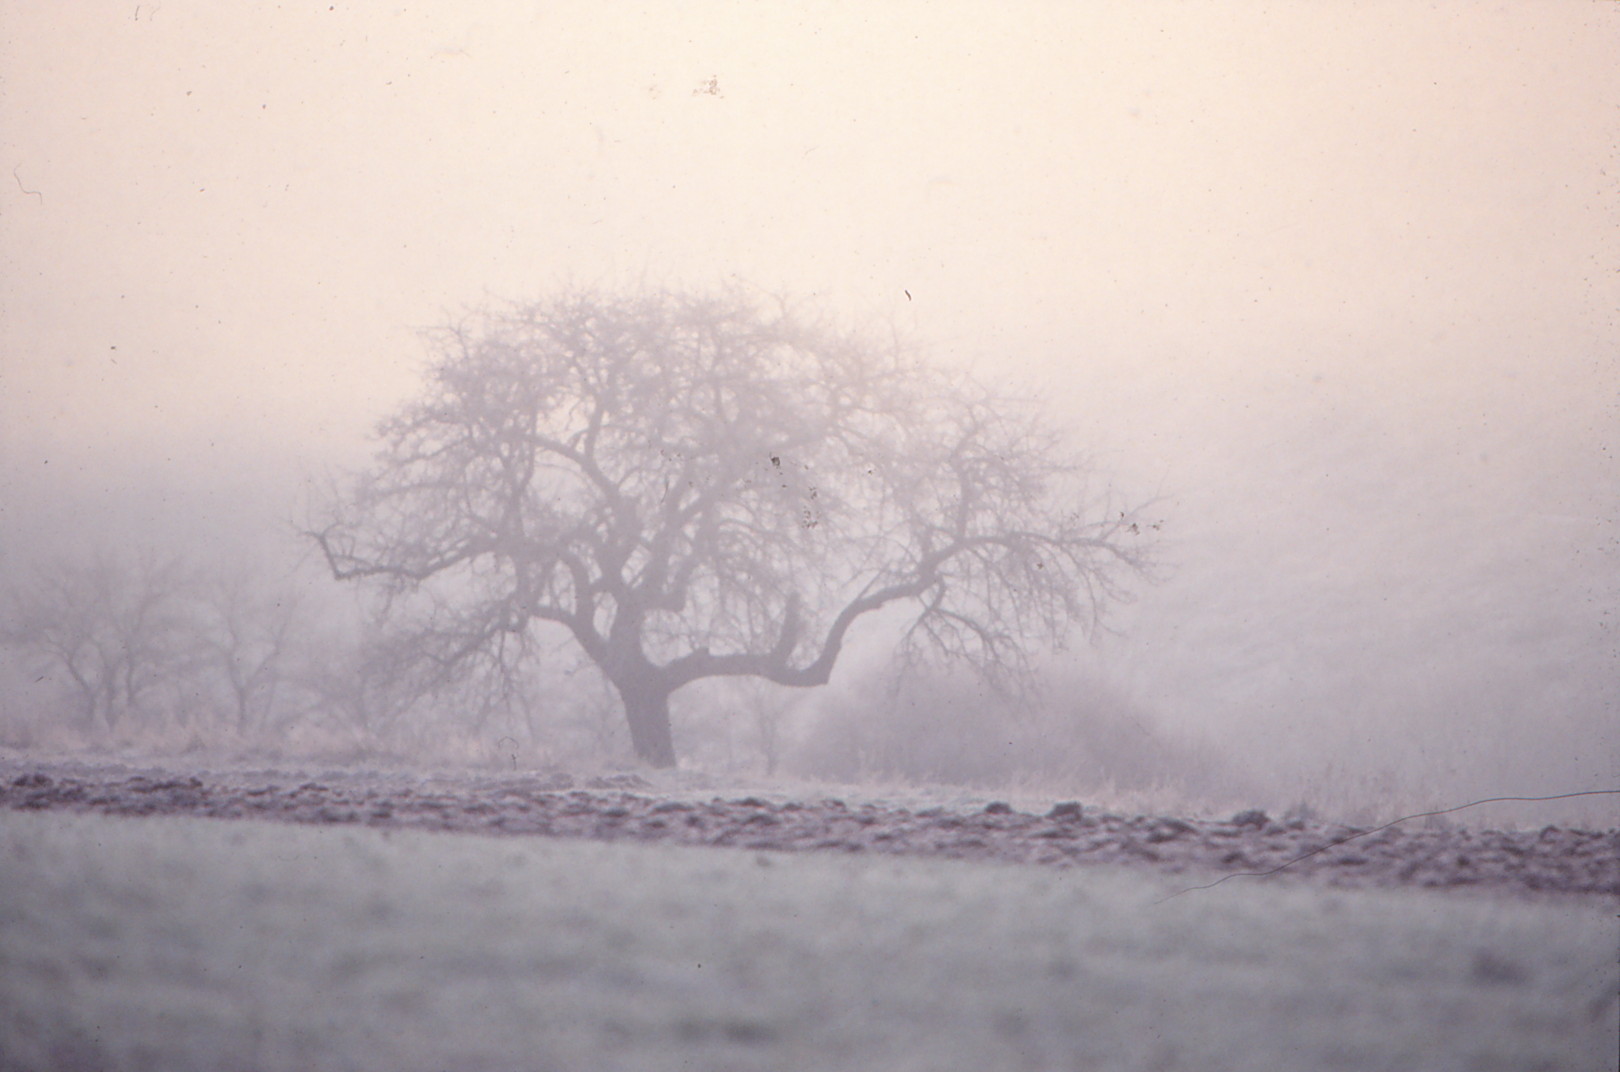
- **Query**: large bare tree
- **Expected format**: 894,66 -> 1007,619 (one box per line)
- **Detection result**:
311,289 -> 1149,766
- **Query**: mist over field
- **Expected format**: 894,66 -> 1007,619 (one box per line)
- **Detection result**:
2,3 -> 1616,827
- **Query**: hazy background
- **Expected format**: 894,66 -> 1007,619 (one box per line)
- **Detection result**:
2,2 -> 1615,822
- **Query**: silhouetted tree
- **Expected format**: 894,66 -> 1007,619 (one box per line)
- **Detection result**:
192,568 -> 303,737
2,550 -> 193,733
312,288 -> 1150,766
292,615 -> 428,747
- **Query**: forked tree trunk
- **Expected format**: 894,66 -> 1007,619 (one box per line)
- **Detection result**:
617,680 -> 677,768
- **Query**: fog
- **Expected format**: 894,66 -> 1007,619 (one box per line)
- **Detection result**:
3,2 -> 1615,825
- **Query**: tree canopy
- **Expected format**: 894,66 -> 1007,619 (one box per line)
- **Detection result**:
312,288 -> 1150,766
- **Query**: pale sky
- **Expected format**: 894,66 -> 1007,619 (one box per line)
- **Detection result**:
2,2 -> 1616,799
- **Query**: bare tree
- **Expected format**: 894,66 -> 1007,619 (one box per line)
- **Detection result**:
311,288 -> 1150,767
192,569 -> 303,738
2,550 -> 194,734
291,615 -> 428,748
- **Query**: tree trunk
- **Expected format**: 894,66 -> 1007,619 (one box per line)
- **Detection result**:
619,682 -> 677,768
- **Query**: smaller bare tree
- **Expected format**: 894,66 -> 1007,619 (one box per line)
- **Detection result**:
2,550 -> 194,735
191,569 -> 304,738
291,615 -> 427,748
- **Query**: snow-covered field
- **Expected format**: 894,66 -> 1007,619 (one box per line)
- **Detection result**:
2,808 -> 1614,1071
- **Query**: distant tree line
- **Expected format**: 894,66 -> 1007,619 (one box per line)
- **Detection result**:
0,543 -> 731,769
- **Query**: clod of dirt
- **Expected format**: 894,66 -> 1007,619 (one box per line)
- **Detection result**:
586,773 -> 653,790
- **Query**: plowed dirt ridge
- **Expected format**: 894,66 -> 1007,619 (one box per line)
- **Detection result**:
3,759 -> 1615,899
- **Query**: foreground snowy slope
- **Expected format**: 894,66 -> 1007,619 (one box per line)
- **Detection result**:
2,810 -> 1613,1071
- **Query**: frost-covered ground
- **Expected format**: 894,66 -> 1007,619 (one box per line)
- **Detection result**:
2,804 -> 1615,1071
